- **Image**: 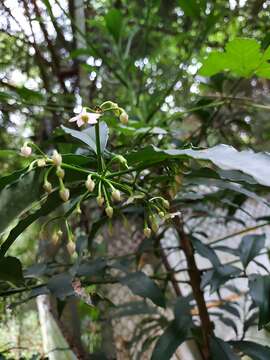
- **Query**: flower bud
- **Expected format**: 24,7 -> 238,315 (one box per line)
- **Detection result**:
119,111 -> 128,124
151,222 -> 159,233
105,206 -> 114,218
67,241 -> 76,255
57,230 -> 63,238
37,159 -> 46,167
144,227 -> 152,238
43,181 -> 52,193
97,196 -> 104,207
162,199 -> 170,209
85,175 -> 95,192
159,211 -> 165,218
59,188 -> 70,202
112,189 -> 121,202
20,144 -> 32,157
52,150 -> 62,166
115,155 -> 128,167
56,167 -> 65,179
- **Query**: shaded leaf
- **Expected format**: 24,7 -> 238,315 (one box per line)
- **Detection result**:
47,273 -> 74,300
0,256 -> 24,285
231,340 -> 270,360
151,321 -> 186,360
105,9 -> 123,41
238,234 -> 265,268
249,274 -> 270,328
120,271 -> 166,308
201,265 -> 241,293
210,337 -> 240,359
192,238 -> 220,267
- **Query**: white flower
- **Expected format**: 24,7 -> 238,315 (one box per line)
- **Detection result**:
85,175 -> 95,192
69,108 -> 101,127
112,189 -> 121,202
59,188 -> 70,202
20,144 -> 32,157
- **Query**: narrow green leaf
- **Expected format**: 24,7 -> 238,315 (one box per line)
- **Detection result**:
105,9 -> 123,41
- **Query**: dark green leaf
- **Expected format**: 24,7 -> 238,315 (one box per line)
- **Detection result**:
127,144 -> 270,187
120,271 -> 166,308
192,238 -> 220,267
174,297 -> 193,330
231,341 -> 270,360
0,256 -> 24,285
249,274 -> 270,328
201,265 -> 241,293
151,321 -> 186,360
210,337 -> 240,359
47,273 -> 74,300
238,234 -> 265,268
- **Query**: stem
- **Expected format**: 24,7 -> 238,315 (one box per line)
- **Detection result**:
95,122 -> 103,172
173,216 -> 212,360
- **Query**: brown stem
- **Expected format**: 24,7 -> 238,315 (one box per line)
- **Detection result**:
173,216 -> 212,359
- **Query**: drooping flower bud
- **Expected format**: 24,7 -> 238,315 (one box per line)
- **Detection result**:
20,143 -> 32,157
37,159 -> 46,167
85,175 -> 95,192
56,167 -> 65,179
105,206 -> 114,218
57,230 -> 63,238
112,189 -> 121,202
97,196 -> 104,207
159,211 -> 165,218
119,111 -> 128,124
115,155 -> 128,167
162,199 -> 170,210
52,150 -> 62,166
59,188 -> 70,202
67,241 -> 76,255
43,181 -> 52,193
144,227 -> 152,238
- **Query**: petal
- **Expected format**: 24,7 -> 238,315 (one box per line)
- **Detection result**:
77,118 -> 84,127
69,115 -> 79,122
87,113 -> 101,124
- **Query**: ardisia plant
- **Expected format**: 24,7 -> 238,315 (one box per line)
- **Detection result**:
2,94 -> 270,360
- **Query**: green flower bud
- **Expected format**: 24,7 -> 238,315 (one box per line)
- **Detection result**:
162,199 -> 170,209
144,227 -> 152,238
112,189 -> 121,202
97,196 -> 104,207
56,167 -> 65,179
52,150 -> 62,166
43,181 -> 52,193
85,175 -> 95,192
59,188 -> 70,202
105,206 -> 114,219
119,111 -> 128,124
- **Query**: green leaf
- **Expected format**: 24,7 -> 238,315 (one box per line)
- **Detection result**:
47,273 -> 74,300
174,297 -> 193,330
192,238 -> 220,267
210,337 -> 240,360
61,121 -> 109,154
0,256 -> 24,285
127,144 -> 270,187
104,9 -> 123,42
178,0 -> 205,18
0,186 -> 85,257
201,265 -> 241,293
199,38 -> 270,78
249,274 -> 270,329
120,271 -> 166,308
238,234 -> 265,268
231,341 -> 270,360
151,321 -> 186,360
0,170 -> 43,234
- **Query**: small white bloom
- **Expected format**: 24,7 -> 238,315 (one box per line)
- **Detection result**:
52,150 -> 62,166
37,159 -> 46,167
112,189 -> 121,202
119,111 -> 128,124
20,144 -> 32,157
144,227 -> 152,238
69,108 -> 101,127
59,188 -> 70,202
85,175 -> 95,192
105,206 -> 113,218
